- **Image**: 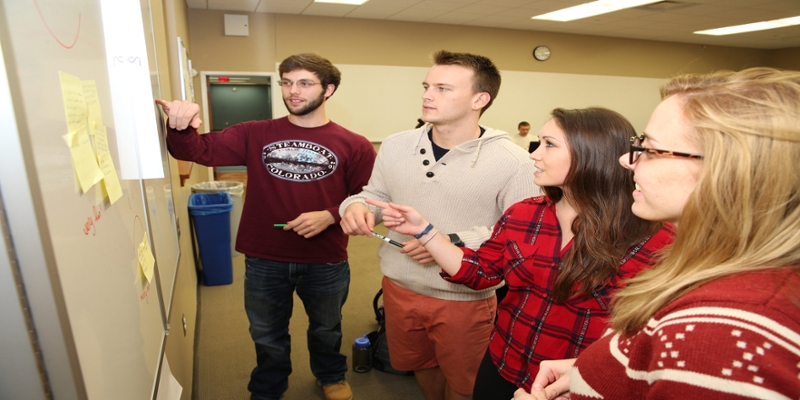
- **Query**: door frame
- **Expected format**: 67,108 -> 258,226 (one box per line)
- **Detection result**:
199,71 -> 279,180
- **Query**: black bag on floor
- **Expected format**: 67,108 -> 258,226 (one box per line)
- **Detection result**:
366,289 -> 414,376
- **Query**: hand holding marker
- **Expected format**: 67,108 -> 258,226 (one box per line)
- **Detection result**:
275,222 -> 401,248
372,231 -> 402,248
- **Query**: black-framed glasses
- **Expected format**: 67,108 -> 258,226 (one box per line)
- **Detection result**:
629,134 -> 704,164
277,79 -> 321,89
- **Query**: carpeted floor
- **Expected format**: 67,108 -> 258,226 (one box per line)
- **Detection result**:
193,226 -> 425,400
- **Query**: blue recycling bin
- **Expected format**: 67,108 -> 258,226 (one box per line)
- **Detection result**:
189,192 -> 234,286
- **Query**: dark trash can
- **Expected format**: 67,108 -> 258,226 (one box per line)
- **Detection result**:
189,192 -> 234,286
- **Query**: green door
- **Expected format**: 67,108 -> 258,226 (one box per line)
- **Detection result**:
209,80 -> 272,172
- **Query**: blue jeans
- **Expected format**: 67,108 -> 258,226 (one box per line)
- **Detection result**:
244,257 -> 350,400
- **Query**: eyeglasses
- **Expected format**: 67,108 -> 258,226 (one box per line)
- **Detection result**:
629,134 -> 704,164
278,79 -> 321,89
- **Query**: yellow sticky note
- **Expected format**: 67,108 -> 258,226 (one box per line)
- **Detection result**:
81,80 -> 103,125
63,127 -> 104,193
98,153 -> 123,204
93,122 -> 110,156
59,71 -> 87,133
138,232 -> 156,283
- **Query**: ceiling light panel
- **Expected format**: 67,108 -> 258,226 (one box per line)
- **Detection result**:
532,0 -> 664,22
696,15 -> 800,36
314,0 -> 369,5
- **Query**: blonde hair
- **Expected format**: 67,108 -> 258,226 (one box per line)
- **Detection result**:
611,68 -> 800,333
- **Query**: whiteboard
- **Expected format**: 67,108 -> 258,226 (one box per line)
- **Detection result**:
0,0 -> 178,398
319,64 -> 665,141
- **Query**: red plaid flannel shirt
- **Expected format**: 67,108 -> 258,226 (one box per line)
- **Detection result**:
443,196 -> 675,391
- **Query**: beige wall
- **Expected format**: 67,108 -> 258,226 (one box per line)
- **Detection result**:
188,10 -> 786,79
767,47 -> 800,70
272,14 -> 776,78
185,11 -> 800,140
189,10 -> 277,72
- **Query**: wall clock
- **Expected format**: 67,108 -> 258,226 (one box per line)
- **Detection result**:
533,45 -> 551,61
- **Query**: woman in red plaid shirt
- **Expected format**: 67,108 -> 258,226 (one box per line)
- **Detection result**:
367,107 -> 675,399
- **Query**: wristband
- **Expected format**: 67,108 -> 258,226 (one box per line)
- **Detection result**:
413,223 -> 434,239
421,229 -> 439,246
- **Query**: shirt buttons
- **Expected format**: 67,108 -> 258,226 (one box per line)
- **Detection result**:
426,172 -> 434,178
420,149 -> 427,154
423,160 -> 430,166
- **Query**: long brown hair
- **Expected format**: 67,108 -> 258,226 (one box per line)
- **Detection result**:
611,68 -> 800,333
544,107 -> 661,302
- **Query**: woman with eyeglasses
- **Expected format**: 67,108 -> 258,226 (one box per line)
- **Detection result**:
365,107 -> 675,400
516,68 -> 800,400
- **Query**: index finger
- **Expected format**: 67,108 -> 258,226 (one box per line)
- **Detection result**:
155,99 -> 171,113
365,197 -> 389,209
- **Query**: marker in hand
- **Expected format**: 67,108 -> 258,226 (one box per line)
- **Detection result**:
372,231 -> 403,248
274,224 -> 287,228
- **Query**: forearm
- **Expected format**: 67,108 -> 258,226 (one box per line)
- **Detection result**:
166,123 -> 246,166
415,225 -> 464,276
166,125 -> 206,162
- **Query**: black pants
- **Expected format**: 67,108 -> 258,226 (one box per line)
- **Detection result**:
472,349 -> 519,400
495,284 -> 509,304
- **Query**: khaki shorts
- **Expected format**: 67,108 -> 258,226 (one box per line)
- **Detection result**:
382,277 -> 496,395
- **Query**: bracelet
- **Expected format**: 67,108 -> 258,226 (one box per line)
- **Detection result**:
413,223 -> 434,239
421,229 -> 439,246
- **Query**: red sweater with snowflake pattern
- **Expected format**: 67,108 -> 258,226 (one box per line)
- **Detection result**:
569,268 -> 800,399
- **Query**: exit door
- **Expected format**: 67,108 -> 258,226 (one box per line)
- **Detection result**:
207,75 -> 273,172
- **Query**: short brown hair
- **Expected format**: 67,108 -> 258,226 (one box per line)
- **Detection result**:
433,50 -> 501,114
279,53 -> 342,98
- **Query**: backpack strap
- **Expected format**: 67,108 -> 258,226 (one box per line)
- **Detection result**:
373,288 -> 384,324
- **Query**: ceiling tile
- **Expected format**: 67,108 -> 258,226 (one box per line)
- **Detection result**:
473,0 -> 538,6
430,0 -> 484,3
454,4 -> 514,15
404,1 -> 471,12
207,0 -> 260,12
345,0 -> 421,18
387,8 -> 449,22
758,0 -> 800,13
302,2 -> 358,17
255,0 -> 310,13
428,11 -> 486,24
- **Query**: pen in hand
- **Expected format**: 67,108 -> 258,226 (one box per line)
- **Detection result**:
371,231 -> 403,248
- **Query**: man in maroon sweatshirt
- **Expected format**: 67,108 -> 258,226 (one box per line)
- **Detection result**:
156,53 -> 375,400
